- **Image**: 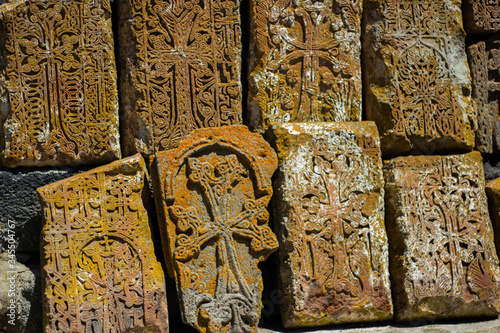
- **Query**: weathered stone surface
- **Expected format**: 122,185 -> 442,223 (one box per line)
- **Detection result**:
384,152 -> 500,322
485,177 -> 500,259
248,0 -> 362,133
152,125 -> 278,332
464,0 -> 500,34
468,36 -> 500,154
0,0 -> 120,168
0,168 -> 86,253
363,0 -> 476,156
270,122 -> 392,328
116,0 -> 242,156
38,154 -> 168,333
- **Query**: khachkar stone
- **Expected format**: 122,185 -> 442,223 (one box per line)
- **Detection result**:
0,0 -> 120,168
248,0 -> 362,133
464,0 -> 500,34
384,151 -> 500,322
270,122 -> 392,328
363,0 -> 476,156
152,125 -> 278,332
486,177 -> 500,259
38,154 -> 168,333
116,0 -> 242,156
468,36 -> 500,154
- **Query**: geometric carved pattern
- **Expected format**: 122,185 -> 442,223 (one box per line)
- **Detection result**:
38,154 -> 168,333
248,0 -> 362,132
271,122 -> 392,328
363,0 -> 476,155
468,37 -> 500,153
0,0 -> 120,167
117,0 -> 242,155
384,152 -> 500,321
464,0 -> 500,34
153,125 -> 278,332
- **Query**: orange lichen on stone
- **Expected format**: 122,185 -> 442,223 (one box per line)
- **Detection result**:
0,0 -> 120,168
468,37 -> 500,154
152,125 -> 278,332
38,154 -> 168,333
464,0 -> 500,34
248,0 -> 362,133
363,0 -> 476,156
384,152 -> 500,322
116,0 -> 242,156
270,122 -> 393,328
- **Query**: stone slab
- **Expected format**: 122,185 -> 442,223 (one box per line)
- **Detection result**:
269,122 -> 392,328
464,0 -> 500,34
38,154 -> 168,333
0,0 -> 120,167
152,125 -> 278,332
384,152 -> 500,322
116,0 -> 242,155
248,0 -> 362,133
363,0 -> 476,156
485,177 -> 500,260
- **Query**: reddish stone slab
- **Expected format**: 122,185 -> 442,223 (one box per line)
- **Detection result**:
38,154 -> 168,333
384,152 -> 500,321
152,125 -> 278,332
116,0 -> 242,155
0,0 -> 120,167
363,0 -> 476,155
248,0 -> 362,133
464,0 -> 500,34
486,177 -> 500,259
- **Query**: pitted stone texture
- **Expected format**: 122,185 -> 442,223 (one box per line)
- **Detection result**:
384,152 -> 500,322
248,0 -> 362,133
468,36 -> 500,154
0,0 -> 120,168
363,0 -> 476,156
0,168 -> 86,253
38,154 -> 168,333
464,0 -> 500,34
486,177 -> 500,259
270,122 -> 392,328
152,125 -> 278,333
116,0 -> 242,156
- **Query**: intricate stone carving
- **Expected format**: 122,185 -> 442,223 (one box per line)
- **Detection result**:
464,0 -> 500,34
248,0 -> 362,132
468,36 -> 500,153
152,125 -> 277,332
0,0 -> 120,167
116,0 -> 242,155
270,122 -> 392,328
384,152 -> 500,321
363,0 -> 476,155
38,154 -> 168,333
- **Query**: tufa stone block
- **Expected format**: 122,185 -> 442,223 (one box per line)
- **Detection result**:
384,152 -> 500,322
248,0 -> 362,133
270,122 -> 393,328
38,154 -> 168,333
0,0 -> 120,167
363,0 -> 476,156
116,0 -> 242,156
464,0 -> 500,34
152,125 -> 278,332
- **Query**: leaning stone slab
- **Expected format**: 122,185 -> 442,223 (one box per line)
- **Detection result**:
116,0 -> 242,155
248,0 -> 362,133
152,125 -> 278,332
38,154 -> 168,333
485,177 -> 500,259
0,0 -> 120,167
270,122 -> 392,328
363,0 -> 476,156
384,152 -> 500,322
464,0 -> 500,34
468,36 -> 500,154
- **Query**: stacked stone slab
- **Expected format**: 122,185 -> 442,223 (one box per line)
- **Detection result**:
0,0 -> 120,167
270,122 -> 392,328
116,0 -> 242,155
152,125 -> 278,332
38,154 -> 168,333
